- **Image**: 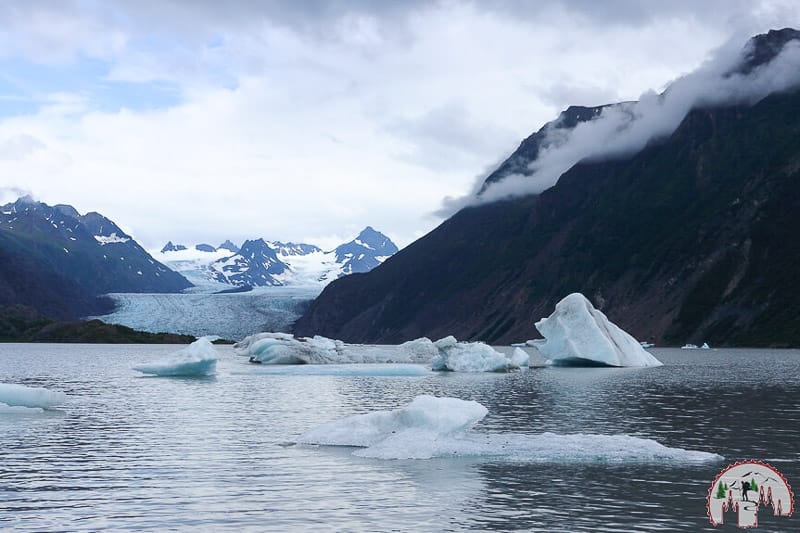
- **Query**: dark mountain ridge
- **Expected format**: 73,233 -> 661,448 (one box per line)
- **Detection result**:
0,198 -> 191,319
294,29 -> 800,347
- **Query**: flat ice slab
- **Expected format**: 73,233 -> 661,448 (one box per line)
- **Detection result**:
0,383 -> 67,409
533,293 -> 663,367
299,395 -> 720,462
236,333 -> 526,372
133,338 -> 218,377
234,333 -> 438,365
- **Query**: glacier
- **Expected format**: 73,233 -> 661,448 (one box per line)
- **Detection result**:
533,293 -> 663,367
0,383 -> 67,410
299,395 -> 721,462
235,333 -> 526,371
133,338 -> 218,377
91,287 -> 319,340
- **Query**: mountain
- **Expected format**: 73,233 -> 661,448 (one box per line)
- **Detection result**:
208,238 -> 290,287
333,226 -> 399,274
0,197 -> 192,319
294,29 -> 800,347
154,227 -> 398,289
161,241 -> 187,252
218,239 -> 240,253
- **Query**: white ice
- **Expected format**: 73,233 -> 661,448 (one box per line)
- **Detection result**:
233,364 -> 431,377
299,395 -> 721,462
430,336 -> 522,372
234,333 -> 437,365
533,293 -> 663,367
236,333 -> 524,372
0,383 -> 67,409
133,338 -> 218,377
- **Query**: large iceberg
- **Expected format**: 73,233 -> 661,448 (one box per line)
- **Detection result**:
533,293 -> 663,367
133,338 -> 218,377
236,333 -> 525,372
430,336 -> 524,372
0,383 -> 67,410
234,333 -> 437,364
299,395 -> 720,462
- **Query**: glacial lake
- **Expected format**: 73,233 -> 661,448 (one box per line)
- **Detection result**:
1,345 -> 798,532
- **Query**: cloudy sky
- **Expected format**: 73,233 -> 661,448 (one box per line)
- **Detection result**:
0,1 -> 797,249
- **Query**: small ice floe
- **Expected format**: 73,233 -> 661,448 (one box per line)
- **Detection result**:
640,341 -> 655,348
298,395 -> 721,462
133,338 -> 218,377
430,336 -> 525,372
681,342 -> 711,350
532,293 -> 663,367
0,383 -> 67,412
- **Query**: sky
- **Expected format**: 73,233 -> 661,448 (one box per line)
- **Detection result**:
0,1 -> 798,250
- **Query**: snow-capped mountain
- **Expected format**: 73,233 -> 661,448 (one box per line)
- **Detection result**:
333,226 -> 399,274
209,238 -> 290,287
153,227 -> 398,290
0,196 -> 192,319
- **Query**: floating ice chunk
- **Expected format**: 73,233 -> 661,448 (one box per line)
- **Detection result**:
0,383 -> 67,409
510,347 -> 530,367
701,342 -> 710,349
299,395 -> 721,462
234,333 -> 437,364
430,336 -> 520,372
133,338 -> 218,376
300,395 -> 487,450
234,364 -> 431,377
681,343 -> 698,349
534,293 -> 663,367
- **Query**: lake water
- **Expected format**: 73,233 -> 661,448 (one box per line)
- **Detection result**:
1,345 -> 798,532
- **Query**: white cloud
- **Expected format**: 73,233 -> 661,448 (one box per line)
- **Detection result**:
0,1 -> 796,249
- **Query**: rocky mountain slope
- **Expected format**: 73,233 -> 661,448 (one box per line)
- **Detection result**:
294,29 -> 800,347
0,197 -> 191,319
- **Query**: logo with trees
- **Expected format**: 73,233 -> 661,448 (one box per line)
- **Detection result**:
707,460 -> 794,528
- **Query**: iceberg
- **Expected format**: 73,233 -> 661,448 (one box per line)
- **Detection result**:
533,293 -> 663,367
430,336 -> 522,372
233,364 -> 431,377
0,383 -> 67,409
235,333 -> 524,372
234,333 -> 438,365
299,395 -> 721,462
133,338 -> 218,377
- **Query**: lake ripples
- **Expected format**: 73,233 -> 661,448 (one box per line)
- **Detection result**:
1,345 -> 798,531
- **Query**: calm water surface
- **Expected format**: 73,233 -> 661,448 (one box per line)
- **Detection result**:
1,345 -> 798,532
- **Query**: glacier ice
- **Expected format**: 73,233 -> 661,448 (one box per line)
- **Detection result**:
234,333 -> 437,365
133,338 -> 218,377
430,336 -> 522,372
0,383 -> 67,409
235,333 -> 524,372
533,293 -> 663,367
299,395 -> 721,462
234,364 -> 431,377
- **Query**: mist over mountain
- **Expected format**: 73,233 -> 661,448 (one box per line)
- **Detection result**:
295,29 -> 800,347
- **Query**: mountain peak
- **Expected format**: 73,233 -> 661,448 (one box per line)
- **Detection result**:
218,239 -> 240,253
161,241 -> 187,253
734,27 -> 800,75
54,204 -> 80,219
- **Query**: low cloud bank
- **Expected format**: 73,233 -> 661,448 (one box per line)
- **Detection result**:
441,32 -> 800,215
